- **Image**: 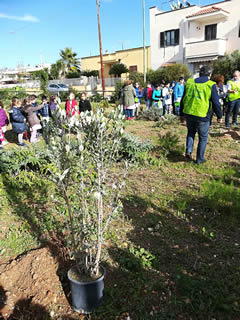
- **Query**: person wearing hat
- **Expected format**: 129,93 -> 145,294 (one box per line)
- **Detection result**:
180,65 -> 222,165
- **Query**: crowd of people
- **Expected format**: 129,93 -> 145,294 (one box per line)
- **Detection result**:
118,68 -> 240,164
0,68 -> 239,163
0,92 -> 92,149
119,77 -> 185,120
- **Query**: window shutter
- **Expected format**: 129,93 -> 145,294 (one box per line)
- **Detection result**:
175,29 -> 180,45
160,32 -> 165,48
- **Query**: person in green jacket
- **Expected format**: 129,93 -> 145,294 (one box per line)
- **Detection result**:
180,65 -> 222,164
122,80 -> 136,120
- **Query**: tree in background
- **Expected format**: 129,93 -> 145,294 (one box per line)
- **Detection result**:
212,50 -> 240,82
82,70 -> 99,77
129,71 -> 145,87
49,60 -> 65,80
59,47 -> 80,78
147,63 -> 191,86
66,70 -> 82,79
32,68 -> 49,94
109,63 -> 129,77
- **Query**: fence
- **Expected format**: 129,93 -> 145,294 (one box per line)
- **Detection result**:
0,77 -> 122,97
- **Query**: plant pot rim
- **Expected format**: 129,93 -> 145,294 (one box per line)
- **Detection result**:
68,265 -> 106,285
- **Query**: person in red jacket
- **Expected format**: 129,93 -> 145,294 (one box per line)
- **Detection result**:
65,92 -> 78,117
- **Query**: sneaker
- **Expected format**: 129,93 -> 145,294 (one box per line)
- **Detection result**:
232,122 -> 239,126
126,117 -> 130,120
225,124 -> 230,128
196,159 -> 207,165
185,153 -> 192,160
1,141 -> 8,146
18,142 -> 27,147
130,117 -> 134,120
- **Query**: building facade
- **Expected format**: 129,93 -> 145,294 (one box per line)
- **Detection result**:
150,0 -> 240,75
81,46 -> 151,79
0,64 -> 51,85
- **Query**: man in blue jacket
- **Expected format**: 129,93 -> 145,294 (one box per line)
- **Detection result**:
180,66 -> 222,165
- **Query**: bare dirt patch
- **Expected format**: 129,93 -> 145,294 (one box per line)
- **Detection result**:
0,247 -> 75,319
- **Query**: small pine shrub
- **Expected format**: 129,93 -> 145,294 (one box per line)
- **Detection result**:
154,114 -> 179,128
158,132 -> 180,157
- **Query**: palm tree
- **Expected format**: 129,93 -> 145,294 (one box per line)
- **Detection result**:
59,47 -> 80,78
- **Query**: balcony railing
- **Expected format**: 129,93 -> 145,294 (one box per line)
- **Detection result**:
185,38 -> 227,60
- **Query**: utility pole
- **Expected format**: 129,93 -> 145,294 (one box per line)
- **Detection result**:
96,0 -> 105,97
143,0 -> 146,83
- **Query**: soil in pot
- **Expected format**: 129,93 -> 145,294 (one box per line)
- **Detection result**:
69,266 -> 103,282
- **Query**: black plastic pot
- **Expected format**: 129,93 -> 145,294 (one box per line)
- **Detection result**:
67,266 -> 106,313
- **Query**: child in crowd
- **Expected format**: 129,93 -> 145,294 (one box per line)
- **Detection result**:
30,94 -> 38,115
49,95 -> 59,115
40,95 -> 50,125
170,81 -> 176,114
0,101 -> 9,148
22,97 -> 45,143
9,97 -> 28,147
174,77 -> 185,115
66,92 -> 78,117
152,85 -> 162,108
79,92 -> 92,113
162,82 -> 172,115
143,83 -> 153,110
134,82 -> 143,118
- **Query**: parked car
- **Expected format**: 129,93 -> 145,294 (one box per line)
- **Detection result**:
48,83 -> 69,94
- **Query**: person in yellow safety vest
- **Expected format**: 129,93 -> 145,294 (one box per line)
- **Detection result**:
180,65 -> 222,165
225,70 -> 240,128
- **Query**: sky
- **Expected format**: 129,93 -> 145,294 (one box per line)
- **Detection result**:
0,0 -> 223,69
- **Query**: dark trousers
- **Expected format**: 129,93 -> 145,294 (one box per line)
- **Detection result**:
186,118 -> 210,163
225,99 -> 240,126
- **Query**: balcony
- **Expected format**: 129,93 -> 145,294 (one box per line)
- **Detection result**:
185,38 -> 227,62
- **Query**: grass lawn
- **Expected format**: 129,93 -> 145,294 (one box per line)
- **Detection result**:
0,116 -> 240,319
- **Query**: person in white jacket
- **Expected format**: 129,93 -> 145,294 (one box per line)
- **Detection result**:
162,82 -> 172,115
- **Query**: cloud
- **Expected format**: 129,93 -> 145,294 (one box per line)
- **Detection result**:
0,13 -> 39,22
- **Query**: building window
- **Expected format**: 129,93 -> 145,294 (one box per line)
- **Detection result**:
205,24 -> 217,41
160,29 -> 179,48
129,65 -> 138,72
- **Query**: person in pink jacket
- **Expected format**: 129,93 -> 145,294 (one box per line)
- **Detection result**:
0,101 -> 9,148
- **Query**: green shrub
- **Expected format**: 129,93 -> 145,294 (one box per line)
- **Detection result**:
0,146 -> 50,175
129,71 -> 145,87
201,179 -> 240,215
0,88 -> 27,107
154,114 -> 179,128
158,132 -> 180,157
147,63 -> 191,86
119,133 -> 155,163
112,80 -> 124,103
89,93 -> 104,103
139,107 -> 164,121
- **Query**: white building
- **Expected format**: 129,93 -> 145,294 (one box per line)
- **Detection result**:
0,64 -> 51,84
150,0 -> 240,75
